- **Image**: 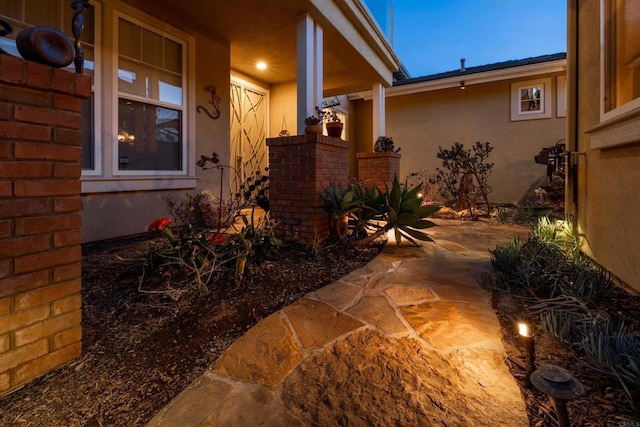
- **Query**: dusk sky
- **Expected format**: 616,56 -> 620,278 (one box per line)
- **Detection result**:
383,1 -> 567,77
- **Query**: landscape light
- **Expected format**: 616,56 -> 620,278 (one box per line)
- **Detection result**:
530,364 -> 585,427
518,321 -> 535,387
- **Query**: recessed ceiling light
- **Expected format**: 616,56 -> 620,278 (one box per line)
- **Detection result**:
256,62 -> 267,70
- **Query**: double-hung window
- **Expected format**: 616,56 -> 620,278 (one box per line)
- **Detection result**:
591,0 -> 640,149
602,0 -> 640,119
116,16 -> 186,174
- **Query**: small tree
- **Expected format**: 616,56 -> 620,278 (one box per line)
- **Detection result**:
430,141 -> 494,218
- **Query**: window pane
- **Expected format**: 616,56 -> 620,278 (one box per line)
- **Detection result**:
606,0 -> 640,112
519,87 -> 541,112
142,28 -> 163,68
164,38 -> 182,73
118,58 -> 182,104
81,95 -> 95,170
118,98 -> 182,171
118,18 -> 140,60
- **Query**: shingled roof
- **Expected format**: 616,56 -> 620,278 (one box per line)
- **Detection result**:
394,52 -> 566,86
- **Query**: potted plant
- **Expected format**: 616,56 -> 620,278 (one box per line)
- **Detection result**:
325,109 -> 344,138
304,107 -> 324,135
374,136 -> 400,153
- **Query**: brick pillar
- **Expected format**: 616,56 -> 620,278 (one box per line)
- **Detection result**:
267,134 -> 349,244
0,55 -> 91,396
357,152 -> 401,189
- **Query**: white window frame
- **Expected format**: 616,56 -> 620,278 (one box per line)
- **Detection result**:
510,78 -> 552,121
112,12 -> 188,177
590,0 -> 640,150
81,0 -> 102,176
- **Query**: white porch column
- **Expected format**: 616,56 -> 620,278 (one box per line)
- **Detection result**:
372,82 -> 386,144
297,13 -> 323,132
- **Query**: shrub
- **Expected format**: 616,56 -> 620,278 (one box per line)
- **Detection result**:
485,217 -> 639,415
430,141 -> 494,218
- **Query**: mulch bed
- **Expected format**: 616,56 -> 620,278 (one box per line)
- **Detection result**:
493,284 -> 640,426
0,235 -> 382,426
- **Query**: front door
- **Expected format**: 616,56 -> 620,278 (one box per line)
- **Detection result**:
230,77 -> 269,193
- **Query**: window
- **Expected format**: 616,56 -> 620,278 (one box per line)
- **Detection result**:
510,78 -> 552,121
116,17 -> 185,174
602,0 -> 640,119
0,0 -> 99,173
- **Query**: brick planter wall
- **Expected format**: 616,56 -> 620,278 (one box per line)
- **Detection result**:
267,134 -> 349,244
0,55 -> 91,396
356,151 -> 401,189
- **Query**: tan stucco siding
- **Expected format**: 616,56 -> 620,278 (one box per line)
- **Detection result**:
354,76 -> 566,203
270,82 -> 298,137
195,37 -> 232,195
573,0 -> 640,291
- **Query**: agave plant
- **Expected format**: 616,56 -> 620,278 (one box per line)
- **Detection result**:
355,176 -> 441,246
320,188 -> 362,240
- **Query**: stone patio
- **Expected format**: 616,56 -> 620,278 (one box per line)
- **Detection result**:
148,219 -> 531,426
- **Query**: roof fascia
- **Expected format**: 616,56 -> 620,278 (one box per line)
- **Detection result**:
349,59 -> 566,101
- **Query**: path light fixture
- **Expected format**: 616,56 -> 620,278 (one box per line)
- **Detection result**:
518,322 -> 535,387
530,364 -> 585,427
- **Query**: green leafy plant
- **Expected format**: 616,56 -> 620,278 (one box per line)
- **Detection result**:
232,208 -> 281,286
374,136 -> 400,153
484,216 -> 639,415
354,176 -> 440,246
320,188 -> 361,240
304,106 -> 324,125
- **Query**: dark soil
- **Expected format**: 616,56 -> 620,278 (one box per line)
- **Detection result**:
493,285 -> 640,426
0,234 -> 382,426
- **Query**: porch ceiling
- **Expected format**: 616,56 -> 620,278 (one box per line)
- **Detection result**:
124,0 -> 397,95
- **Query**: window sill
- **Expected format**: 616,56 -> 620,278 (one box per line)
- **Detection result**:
81,177 -> 197,194
588,107 -> 640,150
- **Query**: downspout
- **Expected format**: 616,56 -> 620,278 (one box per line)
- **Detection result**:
566,0 -> 579,223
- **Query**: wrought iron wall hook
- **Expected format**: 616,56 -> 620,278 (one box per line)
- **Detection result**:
197,86 -> 222,120
71,0 -> 89,73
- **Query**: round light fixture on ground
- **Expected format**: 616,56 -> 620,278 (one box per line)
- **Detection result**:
256,62 -> 267,70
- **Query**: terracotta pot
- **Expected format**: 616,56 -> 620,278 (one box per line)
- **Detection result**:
304,124 -> 322,135
326,121 -> 343,138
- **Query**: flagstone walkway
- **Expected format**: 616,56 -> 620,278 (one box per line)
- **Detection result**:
148,219 -> 531,426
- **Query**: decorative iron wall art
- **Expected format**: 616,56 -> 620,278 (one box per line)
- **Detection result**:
197,86 -> 222,120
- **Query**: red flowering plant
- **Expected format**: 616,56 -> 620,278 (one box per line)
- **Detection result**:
148,217 -> 176,242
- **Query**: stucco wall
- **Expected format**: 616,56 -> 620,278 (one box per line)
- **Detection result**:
353,75 -> 566,203
81,5 -> 231,242
573,1 -> 640,291
271,81 -> 298,137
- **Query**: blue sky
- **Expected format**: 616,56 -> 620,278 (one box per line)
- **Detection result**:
383,0 -> 567,77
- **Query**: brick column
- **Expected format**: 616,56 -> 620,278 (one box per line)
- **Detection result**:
357,152 -> 401,189
267,134 -> 349,244
0,55 -> 91,395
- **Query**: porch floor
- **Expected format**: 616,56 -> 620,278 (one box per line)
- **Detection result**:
148,219 -> 531,426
